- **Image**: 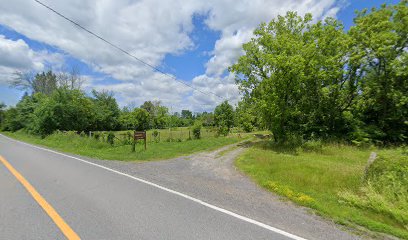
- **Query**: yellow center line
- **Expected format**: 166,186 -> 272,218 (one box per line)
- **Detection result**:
0,155 -> 80,240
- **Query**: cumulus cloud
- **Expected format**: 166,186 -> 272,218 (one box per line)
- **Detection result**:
0,35 -> 64,85
0,0 -> 343,110
90,71 -> 191,110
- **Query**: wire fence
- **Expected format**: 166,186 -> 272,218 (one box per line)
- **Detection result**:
82,127 -> 219,144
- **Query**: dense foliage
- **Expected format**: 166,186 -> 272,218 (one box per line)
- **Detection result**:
230,1 -> 407,144
214,101 -> 235,135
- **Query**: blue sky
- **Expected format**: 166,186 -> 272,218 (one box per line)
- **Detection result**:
0,0 -> 401,112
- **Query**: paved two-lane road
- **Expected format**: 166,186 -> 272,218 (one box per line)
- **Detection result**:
0,134 -> 305,240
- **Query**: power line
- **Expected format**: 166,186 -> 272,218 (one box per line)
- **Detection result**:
33,0 -> 226,101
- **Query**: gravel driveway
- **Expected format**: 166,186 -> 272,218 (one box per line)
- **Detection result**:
82,143 -> 362,240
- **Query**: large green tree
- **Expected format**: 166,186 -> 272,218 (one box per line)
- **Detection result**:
350,1 -> 408,143
91,90 -> 120,131
11,71 -> 58,95
31,89 -> 95,135
214,101 -> 235,135
230,12 -> 359,142
140,100 -> 169,129
119,108 -> 150,131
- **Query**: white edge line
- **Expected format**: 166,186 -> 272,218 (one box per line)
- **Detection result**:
0,134 -> 307,240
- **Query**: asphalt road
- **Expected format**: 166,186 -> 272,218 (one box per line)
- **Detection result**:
0,134 -> 307,240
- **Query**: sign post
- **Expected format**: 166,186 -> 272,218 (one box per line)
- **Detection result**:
134,131 -> 147,151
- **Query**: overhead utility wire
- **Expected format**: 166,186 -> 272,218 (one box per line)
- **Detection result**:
33,0 -> 226,101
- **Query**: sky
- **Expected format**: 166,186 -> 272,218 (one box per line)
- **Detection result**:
0,0 -> 401,113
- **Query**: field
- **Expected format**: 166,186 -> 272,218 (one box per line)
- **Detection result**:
2,130 -> 245,161
236,141 -> 408,239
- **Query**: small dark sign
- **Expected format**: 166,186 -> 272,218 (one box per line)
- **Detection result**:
134,131 -> 147,150
134,131 -> 146,140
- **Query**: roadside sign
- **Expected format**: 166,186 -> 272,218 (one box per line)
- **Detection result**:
134,131 -> 147,150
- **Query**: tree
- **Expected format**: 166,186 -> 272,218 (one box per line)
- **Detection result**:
119,108 -> 150,131
1,108 -> 22,131
230,12 -> 359,142
10,71 -> 35,92
11,71 -> 58,95
214,101 -> 235,135
30,89 -> 95,135
57,66 -> 83,90
133,108 -> 150,130
154,105 -> 169,129
0,102 -> 6,128
140,100 -> 169,129
197,112 -> 215,127
14,93 -> 43,131
181,110 -> 193,119
140,101 -> 155,115
350,1 -> 408,143
91,90 -> 120,130
236,101 -> 258,132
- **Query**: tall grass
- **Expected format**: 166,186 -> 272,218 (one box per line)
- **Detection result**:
3,130 -> 243,161
236,141 -> 408,239
339,150 -> 408,231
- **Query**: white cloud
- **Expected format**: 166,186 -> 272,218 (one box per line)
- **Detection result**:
0,0 -> 344,110
90,71 -> 191,110
0,35 -> 64,85
204,0 -> 340,78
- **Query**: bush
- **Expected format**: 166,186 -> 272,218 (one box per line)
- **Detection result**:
107,132 -> 115,145
192,121 -> 202,139
152,130 -> 160,142
93,132 -> 101,140
241,121 -> 254,132
218,125 -> 229,136
301,140 -> 323,153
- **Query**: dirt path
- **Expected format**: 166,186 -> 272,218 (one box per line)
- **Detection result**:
85,143 -> 360,240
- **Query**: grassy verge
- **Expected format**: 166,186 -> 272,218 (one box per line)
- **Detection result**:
2,130 -> 243,161
236,141 -> 408,239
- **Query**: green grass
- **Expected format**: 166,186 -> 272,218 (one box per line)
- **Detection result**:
236,141 -> 408,239
3,130 -> 243,161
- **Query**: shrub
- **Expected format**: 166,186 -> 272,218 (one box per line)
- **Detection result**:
192,121 -> 202,139
218,125 -> 229,136
301,140 -> 323,153
93,132 -> 101,140
339,153 -> 408,229
152,130 -> 160,142
107,132 -> 115,145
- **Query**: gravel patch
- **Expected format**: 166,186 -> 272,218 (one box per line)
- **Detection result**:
81,144 -> 360,240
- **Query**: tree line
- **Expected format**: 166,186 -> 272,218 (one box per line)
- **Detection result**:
230,1 -> 407,144
0,71 -> 241,136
